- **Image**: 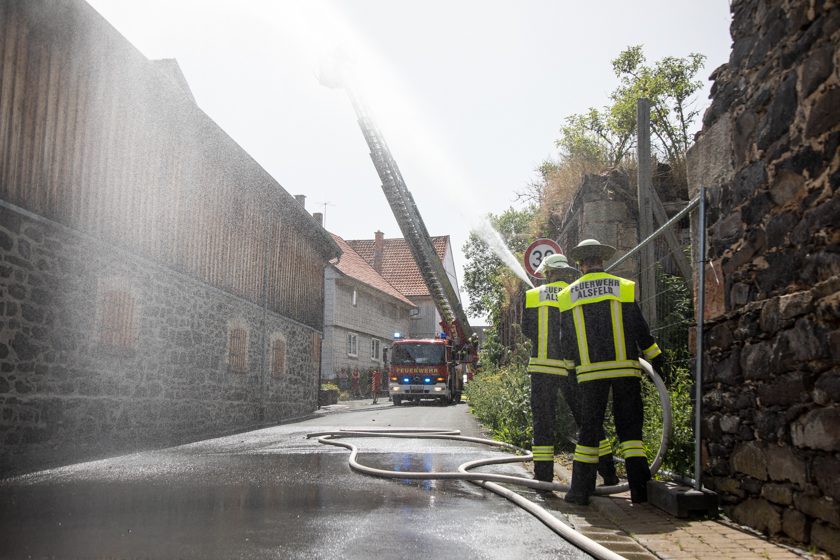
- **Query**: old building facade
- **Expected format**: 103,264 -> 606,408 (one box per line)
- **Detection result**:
0,0 -> 339,474
687,1 -> 839,554
321,232 -> 415,383
347,232 -> 458,339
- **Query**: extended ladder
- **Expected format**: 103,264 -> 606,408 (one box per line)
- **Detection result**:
343,86 -> 474,348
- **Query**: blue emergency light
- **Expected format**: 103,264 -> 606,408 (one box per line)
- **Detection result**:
423,377 -> 432,384
393,332 -> 403,339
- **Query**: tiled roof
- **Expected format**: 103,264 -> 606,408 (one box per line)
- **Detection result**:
346,236 -> 449,297
330,234 -> 415,307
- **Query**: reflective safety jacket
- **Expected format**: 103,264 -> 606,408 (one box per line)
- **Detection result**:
522,281 -> 574,376
557,272 -> 661,382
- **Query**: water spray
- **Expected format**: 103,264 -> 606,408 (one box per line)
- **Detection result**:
470,217 -> 535,289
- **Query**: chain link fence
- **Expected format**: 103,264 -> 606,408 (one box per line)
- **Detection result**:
605,196 -> 700,478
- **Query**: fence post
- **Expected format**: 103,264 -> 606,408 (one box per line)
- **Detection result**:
694,185 -> 706,490
636,99 -> 657,325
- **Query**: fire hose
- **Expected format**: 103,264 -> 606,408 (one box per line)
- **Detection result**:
308,360 -> 671,560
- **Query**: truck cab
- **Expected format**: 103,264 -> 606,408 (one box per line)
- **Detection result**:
388,334 -> 463,406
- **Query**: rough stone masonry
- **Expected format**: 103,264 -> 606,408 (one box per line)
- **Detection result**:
0,205 -> 320,475
687,0 -> 839,555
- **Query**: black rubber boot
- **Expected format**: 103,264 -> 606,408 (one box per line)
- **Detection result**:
533,461 -> 554,483
597,456 -> 620,486
564,462 -> 597,505
625,457 -> 652,503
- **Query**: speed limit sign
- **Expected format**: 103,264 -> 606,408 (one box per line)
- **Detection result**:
524,238 -> 563,278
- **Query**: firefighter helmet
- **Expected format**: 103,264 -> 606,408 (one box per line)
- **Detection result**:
569,239 -> 616,263
535,253 -> 579,276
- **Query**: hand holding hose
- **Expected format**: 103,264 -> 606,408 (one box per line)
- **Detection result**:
650,355 -> 669,388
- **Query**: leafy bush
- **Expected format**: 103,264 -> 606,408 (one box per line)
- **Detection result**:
642,357 -> 694,476
465,336 -> 579,453
465,363 -> 532,449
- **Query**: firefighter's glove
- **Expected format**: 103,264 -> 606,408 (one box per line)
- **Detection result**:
650,355 -> 669,388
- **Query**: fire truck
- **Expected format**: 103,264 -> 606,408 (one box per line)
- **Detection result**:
388,334 -> 465,406
322,68 -> 477,406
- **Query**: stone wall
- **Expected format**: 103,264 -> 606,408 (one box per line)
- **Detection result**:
1,203 -> 321,475
687,0 -> 839,554
556,172 -> 641,280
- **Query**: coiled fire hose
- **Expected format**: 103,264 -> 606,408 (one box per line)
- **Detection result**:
308,360 -> 671,560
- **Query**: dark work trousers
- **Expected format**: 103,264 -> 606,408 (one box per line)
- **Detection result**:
577,377 -> 651,496
531,373 -> 568,449
532,372 -> 610,448
531,373 -> 611,479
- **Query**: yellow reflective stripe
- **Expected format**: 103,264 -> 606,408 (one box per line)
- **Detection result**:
598,439 -> 612,456
527,365 -> 569,375
611,300 -> 626,361
525,288 -> 539,308
619,440 -> 646,458
577,369 -> 642,383
532,445 -> 554,461
576,360 -> 641,374
529,357 -> 570,366
560,273 -> 636,310
537,306 -> 548,359
556,284 -> 573,311
643,342 -> 662,360
572,305 -> 589,365
526,282 -> 568,308
574,444 -> 600,463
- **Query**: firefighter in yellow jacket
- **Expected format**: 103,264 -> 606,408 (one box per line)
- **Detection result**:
522,253 -> 619,486
558,239 -> 665,505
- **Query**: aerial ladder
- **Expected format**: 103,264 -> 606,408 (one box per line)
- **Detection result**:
323,70 -> 476,361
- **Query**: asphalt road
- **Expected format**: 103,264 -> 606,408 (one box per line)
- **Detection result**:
0,401 -> 591,559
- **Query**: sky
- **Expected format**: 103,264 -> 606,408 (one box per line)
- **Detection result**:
85,0 -> 733,325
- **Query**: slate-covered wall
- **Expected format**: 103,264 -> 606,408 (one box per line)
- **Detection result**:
687,0 -> 839,554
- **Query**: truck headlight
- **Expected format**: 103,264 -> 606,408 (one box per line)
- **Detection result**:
391,386 -> 400,392
433,386 -> 443,392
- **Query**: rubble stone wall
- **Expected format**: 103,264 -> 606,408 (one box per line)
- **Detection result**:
687,0 -> 839,553
0,204 -> 320,475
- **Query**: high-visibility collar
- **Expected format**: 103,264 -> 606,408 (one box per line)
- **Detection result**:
525,281 -> 569,308
557,272 -> 634,311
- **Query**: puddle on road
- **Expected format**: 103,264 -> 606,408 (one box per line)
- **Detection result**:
0,450 -> 533,558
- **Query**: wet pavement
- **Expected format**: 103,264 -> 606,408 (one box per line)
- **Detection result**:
0,400 -> 590,559
1,398 -> 818,559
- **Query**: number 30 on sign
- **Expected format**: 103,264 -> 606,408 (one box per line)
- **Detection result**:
523,238 -> 563,278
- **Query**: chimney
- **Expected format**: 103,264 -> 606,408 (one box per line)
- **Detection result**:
294,195 -> 306,208
373,230 -> 384,273
313,212 -> 323,227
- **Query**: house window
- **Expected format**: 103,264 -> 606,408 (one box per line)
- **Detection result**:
100,290 -> 135,349
229,327 -> 248,373
272,337 -> 286,378
347,332 -> 358,357
352,288 -> 357,307
371,339 -> 380,361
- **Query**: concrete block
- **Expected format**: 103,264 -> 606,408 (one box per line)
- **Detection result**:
648,480 -> 719,518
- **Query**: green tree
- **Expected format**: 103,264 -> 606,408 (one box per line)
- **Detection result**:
611,45 -> 706,167
462,207 -> 534,320
554,46 -> 706,181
